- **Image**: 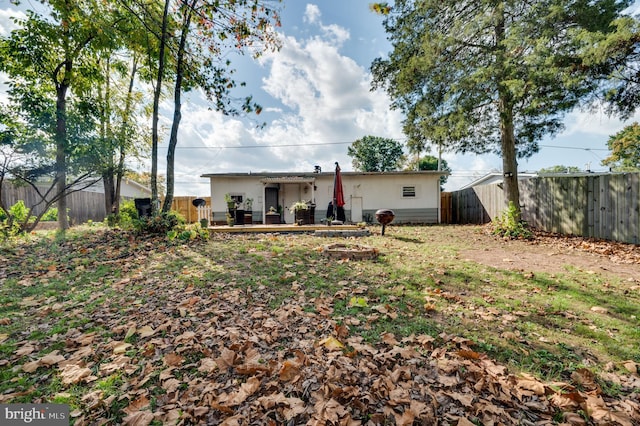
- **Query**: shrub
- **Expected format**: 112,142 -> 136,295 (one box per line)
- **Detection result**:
134,211 -> 184,235
42,208 -> 59,222
106,200 -> 140,229
0,201 -> 34,238
492,201 -> 532,240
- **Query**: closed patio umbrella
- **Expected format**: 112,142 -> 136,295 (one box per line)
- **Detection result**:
333,162 -> 345,223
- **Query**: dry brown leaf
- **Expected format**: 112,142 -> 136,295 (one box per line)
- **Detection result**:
456,350 -> 482,360
125,325 -> 137,340
15,344 -> 35,357
215,347 -> 236,370
318,336 -> 345,351
40,351 -> 65,366
279,360 -> 301,382
22,360 -> 40,373
516,376 -> 546,396
456,418 -> 478,426
224,377 -> 261,406
198,357 -> 218,374
163,353 -> 184,367
381,332 -> 399,345
122,411 -> 154,426
162,378 -> 181,393
622,361 -> 637,374
123,396 -> 150,415
113,341 -> 132,355
585,394 -> 635,426
137,325 -> 156,338
444,391 -> 474,407
60,363 -> 92,385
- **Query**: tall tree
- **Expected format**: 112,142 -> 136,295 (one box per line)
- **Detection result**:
406,155 -> 452,187
122,0 -> 281,214
348,135 -> 405,172
161,0 -> 282,213
371,0 -> 632,214
92,51 -> 148,218
602,122 -> 640,171
0,0 -> 124,230
579,16 -> 640,120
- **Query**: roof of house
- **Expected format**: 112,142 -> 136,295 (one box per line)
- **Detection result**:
201,170 -> 448,179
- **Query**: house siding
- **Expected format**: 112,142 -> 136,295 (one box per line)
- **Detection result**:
204,171 -> 445,225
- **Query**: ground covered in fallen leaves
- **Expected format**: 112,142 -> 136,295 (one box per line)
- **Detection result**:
0,225 -> 638,425
462,227 -> 640,281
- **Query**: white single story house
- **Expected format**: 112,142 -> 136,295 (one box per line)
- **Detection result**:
201,170 -> 447,224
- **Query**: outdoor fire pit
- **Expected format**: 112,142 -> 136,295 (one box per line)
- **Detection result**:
375,209 -> 395,235
322,243 -> 379,260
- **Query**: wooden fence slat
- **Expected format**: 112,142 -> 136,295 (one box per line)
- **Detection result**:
443,173 -> 640,244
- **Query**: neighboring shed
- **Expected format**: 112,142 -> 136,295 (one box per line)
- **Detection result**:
200,170 -> 447,225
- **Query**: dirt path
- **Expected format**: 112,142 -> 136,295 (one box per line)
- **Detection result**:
459,227 -> 640,282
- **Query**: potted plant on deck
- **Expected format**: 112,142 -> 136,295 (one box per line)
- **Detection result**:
244,198 -> 253,224
265,206 -> 280,224
225,193 -> 236,211
290,201 -> 310,225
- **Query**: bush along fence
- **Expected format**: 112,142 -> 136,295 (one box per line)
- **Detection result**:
444,173 -> 639,244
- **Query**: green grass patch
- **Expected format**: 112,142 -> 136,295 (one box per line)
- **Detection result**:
0,225 -> 638,423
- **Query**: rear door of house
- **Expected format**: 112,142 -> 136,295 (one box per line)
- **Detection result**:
265,188 -> 279,213
351,196 -> 363,222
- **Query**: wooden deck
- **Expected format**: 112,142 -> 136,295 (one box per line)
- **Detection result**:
207,223 -> 362,234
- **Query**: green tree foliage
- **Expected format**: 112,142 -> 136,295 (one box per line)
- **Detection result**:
371,0 -> 632,214
0,0 -> 126,230
406,155 -> 451,187
122,0 -> 282,214
579,17 -> 640,120
538,165 -> 583,174
602,122 -> 640,171
347,136 -> 405,172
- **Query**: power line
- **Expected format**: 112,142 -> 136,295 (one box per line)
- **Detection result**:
168,141 -> 355,149
538,144 -> 608,152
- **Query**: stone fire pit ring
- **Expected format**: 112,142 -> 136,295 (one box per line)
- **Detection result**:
322,243 -> 379,260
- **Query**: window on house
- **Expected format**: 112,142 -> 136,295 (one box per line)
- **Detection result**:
230,194 -> 243,204
402,186 -> 416,197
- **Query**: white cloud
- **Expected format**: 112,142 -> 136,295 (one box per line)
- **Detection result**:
301,4 -> 349,45
0,8 -> 25,36
561,107 -> 640,137
303,4 -> 321,24
167,9 -> 404,195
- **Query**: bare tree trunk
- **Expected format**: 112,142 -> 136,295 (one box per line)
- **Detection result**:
151,0 -> 171,215
103,171 -> 116,215
55,83 -> 69,230
162,0 -> 194,213
494,3 -> 520,215
499,101 -> 520,210
114,57 -> 139,216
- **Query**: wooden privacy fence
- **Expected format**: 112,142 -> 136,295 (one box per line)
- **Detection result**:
170,196 -> 212,223
443,173 -> 640,244
1,181 -> 106,224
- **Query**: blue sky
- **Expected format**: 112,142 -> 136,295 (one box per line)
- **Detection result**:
1,1 -> 637,195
